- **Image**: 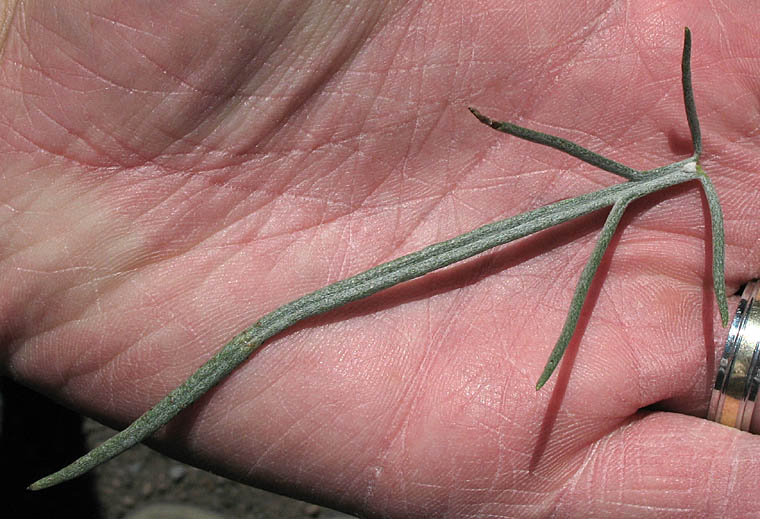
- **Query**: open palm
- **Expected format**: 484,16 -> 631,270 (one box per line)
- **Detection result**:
3,1 -> 760,517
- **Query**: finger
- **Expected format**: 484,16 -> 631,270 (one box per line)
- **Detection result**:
561,411 -> 760,518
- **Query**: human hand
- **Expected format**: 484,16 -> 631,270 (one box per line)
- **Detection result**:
3,1 -> 759,517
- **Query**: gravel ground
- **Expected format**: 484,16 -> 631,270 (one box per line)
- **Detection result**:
3,377 -> 356,519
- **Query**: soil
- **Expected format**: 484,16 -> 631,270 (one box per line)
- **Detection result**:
3,377 -> 355,519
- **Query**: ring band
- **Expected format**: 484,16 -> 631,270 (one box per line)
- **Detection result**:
708,280 -> 760,431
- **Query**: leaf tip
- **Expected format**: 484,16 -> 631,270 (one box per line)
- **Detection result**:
535,363 -> 555,391
468,106 -> 489,125
27,478 -> 50,491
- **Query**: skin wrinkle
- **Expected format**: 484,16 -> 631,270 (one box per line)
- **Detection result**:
2,148 -> 424,388
250,3 -> 398,157
14,14 -> 124,160
3,229 -> 122,324
112,7 -> 310,162
21,193 -> 263,391
283,147 -> 387,216
86,156 -> 394,290
284,316 -> 412,508
558,35 -> 680,151
23,266 -> 118,343
14,3 -> 388,170
524,4 -> 614,118
376,330 -> 442,506
19,71 -> 108,160
0,112 -> 51,151
280,105 -> 422,193
60,292 -> 168,390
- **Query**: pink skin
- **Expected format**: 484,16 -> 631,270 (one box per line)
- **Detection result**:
2,1 -> 760,517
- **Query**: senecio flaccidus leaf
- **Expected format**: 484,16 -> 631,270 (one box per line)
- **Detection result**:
29,27 -> 727,491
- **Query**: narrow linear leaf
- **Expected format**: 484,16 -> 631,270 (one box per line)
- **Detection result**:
699,172 -> 729,325
536,196 -> 636,389
468,107 -> 645,181
681,27 -> 702,156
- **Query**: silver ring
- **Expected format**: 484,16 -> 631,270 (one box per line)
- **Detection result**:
708,280 -> 760,431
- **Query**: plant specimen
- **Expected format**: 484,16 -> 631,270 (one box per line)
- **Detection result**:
28,27 -> 727,491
